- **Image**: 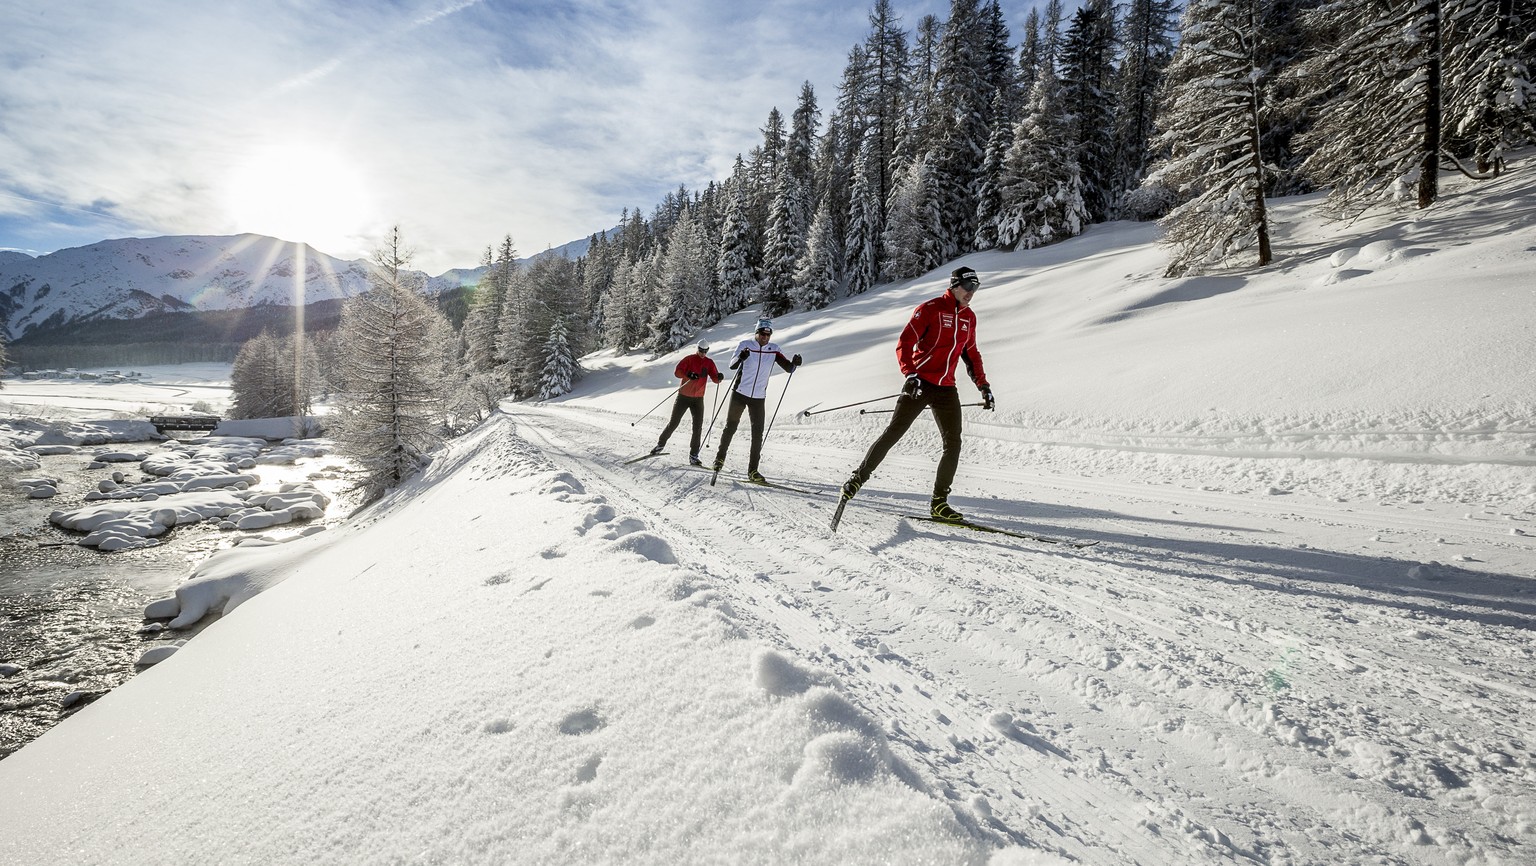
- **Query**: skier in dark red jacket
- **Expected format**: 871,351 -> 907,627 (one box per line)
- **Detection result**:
651,341 -> 724,465
839,266 -> 994,521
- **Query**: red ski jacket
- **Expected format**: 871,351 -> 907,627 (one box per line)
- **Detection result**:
897,290 -> 989,388
674,353 -> 723,398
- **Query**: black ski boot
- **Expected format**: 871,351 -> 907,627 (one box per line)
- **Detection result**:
930,497 -> 965,522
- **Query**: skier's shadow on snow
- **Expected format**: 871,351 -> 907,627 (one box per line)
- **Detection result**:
874,491 -> 1536,632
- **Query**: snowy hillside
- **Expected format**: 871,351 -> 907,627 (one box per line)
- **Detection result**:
1,165 -> 1533,865
0,234 -> 486,341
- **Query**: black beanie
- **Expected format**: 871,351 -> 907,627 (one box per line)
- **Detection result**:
949,266 -> 978,288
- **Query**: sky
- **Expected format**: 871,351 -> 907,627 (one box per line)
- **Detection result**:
2,160 -> 1534,863
0,0 -> 1055,275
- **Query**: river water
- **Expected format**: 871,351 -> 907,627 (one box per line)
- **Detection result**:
0,441 -> 358,759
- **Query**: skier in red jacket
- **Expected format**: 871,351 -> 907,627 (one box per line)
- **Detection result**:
651,341 -> 724,465
840,266 -> 994,521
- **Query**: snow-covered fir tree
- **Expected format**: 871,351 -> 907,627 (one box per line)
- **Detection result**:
1443,0 -> 1536,175
535,317 -> 577,400
582,231 -> 619,340
926,0 -> 996,260
972,90 -> 1015,250
793,196 -> 841,310
462,236 -> 517,378
845,131 -> 882,296
0,332 -> 10,385
604,251 -> 660,353
649,209 -> 713,352
502,254 -> 586,397
787,82 -> 820,238
759,169 -> 805,319
1059,0 -> 1119,223
1292,0 -> 1450,211
882,154 -> 945,280
864,0 -> 910,237
1111,0 -> 1179,211
715,162 -> 758,319
993,65 -> 1086,249
332,226 -> 451,503
1149,0 -> 1273,276
1017,9 -> 1044,102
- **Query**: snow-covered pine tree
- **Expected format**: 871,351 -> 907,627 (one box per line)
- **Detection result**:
462,236 -> 517,377
794,196 -> 841,310
603,257 -> 638,352
332,226 -> 451,503
1059,0 -> 1119,224
845,131 -> 882,296
1017,8 -> 1044,102
865,0 -> 910,235
1444,0 -> 1536,175
582,231 -> 618,340
1148,0 -> 1273,276
788,82 -> 820,238
1111,0 -> 1179,212
927,0 -> 996,260
898,15 -> 945,173
759,169 -> 805,319
882,154 -> 944,280
973,90 -> 1015,250
0,331 -> 9,386
993,65 -> 1086,250
715,162 -> 758,319
535,317 -> 577,400
649,209 -> 713,352
1292,0 -> 1449,212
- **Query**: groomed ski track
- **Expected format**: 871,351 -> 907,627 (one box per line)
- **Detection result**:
505,403 -> 1536,866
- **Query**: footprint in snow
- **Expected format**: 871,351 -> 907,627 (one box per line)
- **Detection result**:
597,516 -> 649,540
629,615 -> 656,629
484,571 -> 511,586
609,532 -> 677,565
575,754 -> 602,784
559,708 -> 606,736
576,504 -> 617,535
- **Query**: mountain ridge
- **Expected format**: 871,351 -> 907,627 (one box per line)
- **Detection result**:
0,232 -> 594,342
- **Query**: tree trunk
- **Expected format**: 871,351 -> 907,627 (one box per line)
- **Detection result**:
1419,0 -> 1442,209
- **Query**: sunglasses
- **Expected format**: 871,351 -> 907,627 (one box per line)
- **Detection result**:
957,278 -> 979,292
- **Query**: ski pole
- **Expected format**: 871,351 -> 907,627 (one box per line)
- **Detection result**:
800,394 -> 901,417
858,402 -> 986,416
630,384 -> 683,426
702,368 -> 739,448
762,367 -> 795,446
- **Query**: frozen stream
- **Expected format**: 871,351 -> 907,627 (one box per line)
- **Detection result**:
2,363 -> 358,758
0,442 -> 358,758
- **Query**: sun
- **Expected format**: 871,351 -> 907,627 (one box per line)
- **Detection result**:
224,142 -> 376,253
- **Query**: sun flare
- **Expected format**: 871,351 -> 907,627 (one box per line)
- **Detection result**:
224,143 -> 375,253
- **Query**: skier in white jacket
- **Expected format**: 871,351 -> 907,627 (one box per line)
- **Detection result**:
712,318 -> 802,483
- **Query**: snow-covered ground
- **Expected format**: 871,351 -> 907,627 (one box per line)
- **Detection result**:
1,163 -> 1533,865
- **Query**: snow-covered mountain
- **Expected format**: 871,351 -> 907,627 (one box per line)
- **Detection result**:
0,234 -> 491,342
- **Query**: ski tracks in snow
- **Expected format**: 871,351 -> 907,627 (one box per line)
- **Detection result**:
509,405 -> 1536,866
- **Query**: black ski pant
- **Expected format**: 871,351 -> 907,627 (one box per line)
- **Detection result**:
714,392 -> 766,472
656,394 -> 705,456
854,383 -> 963,499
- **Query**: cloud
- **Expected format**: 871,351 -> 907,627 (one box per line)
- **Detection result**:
0,0 -> 973,273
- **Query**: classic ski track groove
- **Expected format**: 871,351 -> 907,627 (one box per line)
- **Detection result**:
510,406 -> 1534,865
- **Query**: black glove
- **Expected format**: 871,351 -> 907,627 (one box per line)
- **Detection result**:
901,374 -> 922,399
981,386 -> 995,411
713,373 -> 724,383
791,353 -> 802,368
737,348 -> 750,362
688,372 -> 702,380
